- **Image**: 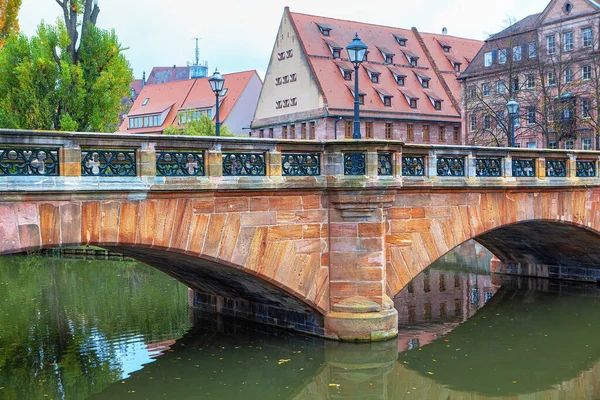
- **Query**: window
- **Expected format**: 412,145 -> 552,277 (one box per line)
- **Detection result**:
344,120 -> 352,138
383,96 -> 392,107
496,110 -> 505,129
549,141 -> 557,149
547,105 -> 555,122
482,83 -> 490,97
547,35 -> 556,54
526,75 -> 535,89
513,46 -> 522,61
548,72 -> 556,86
434,101 -> 442,110
343,70 -> 352,80
269,127 -> 274,138
259,129 -> 264,138
527,141 -> 537,149
318,26 -> 331,36
499,49 -> 507,64
511,78 -> 519,92
385,54 -> 394,64
309,122 -> 315,139
497,81 -> 506,94
282,125 -> 288,139
421,78 -> 429,89
564,32 -> 574,51
468,86 -> 476,99
301,123 -> 307,139
442,45 -> 451,53
365,121 -> 373,139
565,140 -> 575,150
423,125 -> 430,142
333,49 -> 341,58
371,73 -> 379,84
527,106 -> 536,124
484,52 -> 493,67
410,57 -> 418,67
583,138 -> 593,150
439,126 -> 445,142
564,68 -> 574,83
142,98 -> 149,106
454,63 -> 461,72
582,99 -> 591,119
529,41 -> 537,58
583,28 -> 593,48
358,94 -> 365,105
453,126 -> 460,142
483,115 -> 491,129
469,115 -> 477,131
583,65 -> 592,81
397,76 -> 405,86
410,99 -> 418,109
396,38 -> 407,46
385,123 -> 393,139
290,74 -> 297,82
407,123 -> 414,141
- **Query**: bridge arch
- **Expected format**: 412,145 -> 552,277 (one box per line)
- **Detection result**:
386,188 -> 600,298
0,194 -> 330,334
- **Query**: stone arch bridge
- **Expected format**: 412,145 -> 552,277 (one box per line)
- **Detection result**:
2,129 -> 600,341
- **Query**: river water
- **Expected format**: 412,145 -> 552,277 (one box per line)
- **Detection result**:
2,250 -> 600,399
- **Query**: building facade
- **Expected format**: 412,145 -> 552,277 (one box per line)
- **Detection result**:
250,8 -> 483,142
460,0 -> 600,149
119,70 -> 262,136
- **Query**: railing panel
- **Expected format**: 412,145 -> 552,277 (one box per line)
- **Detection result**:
576,160 -> 596,177
282,153 -> 321,176
377,153 -> 393,176
402,156 -> 425,176
545,159 -> 567,177
0,148 -> 59,176
81,149 -> 136,177
512,159 -> 536,177
156,151 -> 205,176
222,153 -> 266,176
475,158 -> 502,177
437,157 -> 465,176
343,153 -> 366,175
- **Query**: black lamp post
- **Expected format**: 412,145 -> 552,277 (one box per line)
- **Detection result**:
506,99 -> 519,147
346,33 -> 368,139
208,69 -> 226,136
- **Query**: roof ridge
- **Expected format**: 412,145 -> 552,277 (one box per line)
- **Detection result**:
288,10 -> 415,33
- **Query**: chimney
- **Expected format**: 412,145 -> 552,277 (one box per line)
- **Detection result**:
142,71 -> 146,88
442,27 -> 448,35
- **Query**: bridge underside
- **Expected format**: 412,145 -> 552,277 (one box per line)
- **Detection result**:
106,247 -> 325,336
476,221 -> 600,282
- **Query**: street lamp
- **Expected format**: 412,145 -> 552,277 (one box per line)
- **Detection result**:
346,33 -> 368,139
506,99 -> 519,147
208,69 -> 226,137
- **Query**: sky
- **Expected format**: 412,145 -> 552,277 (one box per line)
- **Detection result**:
19,0 -> 551,80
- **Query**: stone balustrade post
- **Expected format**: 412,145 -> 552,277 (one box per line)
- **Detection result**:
394,150 -> 403,177
467,151 -> 476,178
325,190 -> 398,342
139,142 -> 156,177
427,150 -> 438,177
61,144 -> 81,177
366,151 -> 378,177
505,153 -> 513,177
269,150 -> 282,177
207,144 -> 223,177
567,153 -> 577,178
537,156 -> 546,179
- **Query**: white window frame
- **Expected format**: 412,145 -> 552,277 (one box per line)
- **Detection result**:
529,41 -> 537,58
469,115 -> 477,131
582,65 -> 592,81
583,27 -> 593,48
499,49 -> 507,64
513,46 -> 522,61
583,138 -> 593,150
482,83 -> 490,97
582,99 -> 591,119
527,106 -> 536,125
563,32 -> 574,51
547,35 -> 556,55
497,81 -> 505,94
484,52 -> 493,67
526,75 -> 535,90
564,68 -> 574,83
547,72 -> 556,86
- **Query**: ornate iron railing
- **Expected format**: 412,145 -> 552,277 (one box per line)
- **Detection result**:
402,156 -> 425,176
437,157 -> 465,176
576,160 -> 596,177
81,149 -> 136,177
512,159 -> 536,177
475,158 -> 502,177
222,153 -> 266,176
343,153 -> 366,175
156,151 -> 205,176
0,148 -> 59,176
545,159 -> 567,177
282,153 -> 320,176
378,153 -> 393,176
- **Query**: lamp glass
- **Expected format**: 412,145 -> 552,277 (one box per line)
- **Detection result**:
209,70 -> 225,93
506,99 -> 519,115
346,33 -> 368,65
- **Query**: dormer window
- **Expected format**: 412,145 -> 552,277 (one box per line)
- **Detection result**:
446,55 -> 462,72
410,99 -> 418,108
375,87 -> 393,107
425,92 -> 444,111
414,71 -> 431,88
377,46 -> 395,64
333,49 -> 340,58
383,96 -> 392,106
434,101 -> 442,110
358,94 -> 365,105
403,50 -> 419,67
220,88 -> 228,97
363,64 -> 381,84
388,66 -> 407,87
371,74 -> 379,83
142,98 -> 149,106
335,60 -> 354,81
393,33 -> 408,47
346,84 -> 366,105
324,38 -> 343,59
438,39 -> 452,53
442,46 -> 451,53
400,89 -> 419,109
316,23 -> 332,36
397,76 -> 405,86
344,71 -> 352,80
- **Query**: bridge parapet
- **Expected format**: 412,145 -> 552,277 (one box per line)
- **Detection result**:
1,129 -> 600,192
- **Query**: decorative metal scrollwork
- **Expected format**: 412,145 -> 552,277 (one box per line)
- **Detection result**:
545,159 -> 567,177
222,153 -> 266,176
402,156 -> 425,176
156,151 -> 204,176
378,153 -> 393,176
343,153 -> 366,175
512,159 -> 536,177
475,158 -> 502,177
81,150 -> 136,176
576,160 -> 596,177
282,153 -> 320,176
0,148 -> 59,176
437,157 -> 465,176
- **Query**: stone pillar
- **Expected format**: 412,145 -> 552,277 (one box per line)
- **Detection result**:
61,146 -> 81,177
325,190 -> 398,342
207,145 -> 223,177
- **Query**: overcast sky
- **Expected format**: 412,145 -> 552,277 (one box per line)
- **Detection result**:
19,0 -> 551,79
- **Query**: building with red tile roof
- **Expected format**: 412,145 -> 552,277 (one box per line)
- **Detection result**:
250,8 -> 483,142
119,70 -> 262,135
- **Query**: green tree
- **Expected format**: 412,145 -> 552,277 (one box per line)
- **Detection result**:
164,113 -> 235,136
0,1 -> 132,132
0,0 -> 22,49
